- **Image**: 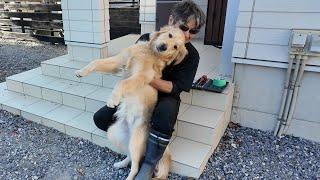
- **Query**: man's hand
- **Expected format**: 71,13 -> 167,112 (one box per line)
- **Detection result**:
150,78 -> 173,93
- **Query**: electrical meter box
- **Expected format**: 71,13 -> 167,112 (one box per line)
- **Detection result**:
289,29 -> 320,56
291,33 -> 308,48
310,34 -> 320,53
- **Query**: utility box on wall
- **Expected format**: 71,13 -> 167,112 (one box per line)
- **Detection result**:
156,0 -> 182,30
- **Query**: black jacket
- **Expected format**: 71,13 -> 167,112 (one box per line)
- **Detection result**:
136,33 -> 199,98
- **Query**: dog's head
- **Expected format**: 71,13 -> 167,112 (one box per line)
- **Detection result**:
148,26 -> 188,65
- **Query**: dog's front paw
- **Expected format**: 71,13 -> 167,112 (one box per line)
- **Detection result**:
75,69 -> 88,78
107,93 -> 121,108
106,98 -> 119,108
106,99 -> 115,108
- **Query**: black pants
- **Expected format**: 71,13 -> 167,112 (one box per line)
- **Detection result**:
93,96 -> 180,137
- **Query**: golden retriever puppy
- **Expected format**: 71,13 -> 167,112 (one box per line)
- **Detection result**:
75,26 -> 187,180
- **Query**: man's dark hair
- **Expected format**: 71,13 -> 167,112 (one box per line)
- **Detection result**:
170,0 -> 206,29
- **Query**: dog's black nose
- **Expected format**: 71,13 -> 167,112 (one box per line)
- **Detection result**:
158,44 -> 167,52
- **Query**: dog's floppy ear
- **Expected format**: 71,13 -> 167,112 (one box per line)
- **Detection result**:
174,45 -> 188,65
148,26 -> 171,47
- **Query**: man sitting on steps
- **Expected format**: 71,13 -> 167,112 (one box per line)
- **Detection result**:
93,1 -> 206,179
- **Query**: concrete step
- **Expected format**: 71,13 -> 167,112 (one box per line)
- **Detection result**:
6,68 -> 109,112
177,104 -> 229,147
5,71 -> 228,146
41,55 -> 122,89
40,55 -> 234,111
0,82 -> 225,178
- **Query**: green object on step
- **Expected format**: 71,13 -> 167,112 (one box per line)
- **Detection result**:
212,79 -> 227,88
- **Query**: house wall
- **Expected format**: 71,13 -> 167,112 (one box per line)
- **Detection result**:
231,0 -> 320,142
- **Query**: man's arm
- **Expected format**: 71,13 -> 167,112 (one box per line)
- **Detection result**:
150,78 -> 173,93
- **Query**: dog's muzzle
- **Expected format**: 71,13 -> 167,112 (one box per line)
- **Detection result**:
157,44 -> 167,52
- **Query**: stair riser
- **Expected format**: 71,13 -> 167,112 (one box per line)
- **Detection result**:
6,79 -> 105,113
67,45 -> 109,63
2,104 -> 21,115
176,114 -> 226,146
181,87 -> 232,111
192,90 -> 229,111
41,63 -> 121,88
224,84 -> 235,124
6,79 -> 24,94
171,161 -> 201,178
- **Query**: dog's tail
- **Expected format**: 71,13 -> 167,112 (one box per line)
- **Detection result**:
154,146 -> 172,179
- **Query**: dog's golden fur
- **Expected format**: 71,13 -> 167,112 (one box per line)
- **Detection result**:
75,26 -> 187,180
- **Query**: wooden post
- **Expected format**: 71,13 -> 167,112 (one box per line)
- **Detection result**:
20,17 -> 25,33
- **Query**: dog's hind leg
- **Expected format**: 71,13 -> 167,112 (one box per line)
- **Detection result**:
114,156 -> 131,169
107,115 -> 132,169
154,147 -> 171,179
126,123 -> 147,180
107,120 -> 129,154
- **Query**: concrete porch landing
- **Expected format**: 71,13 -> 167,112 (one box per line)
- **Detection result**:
0,35 -> 233,178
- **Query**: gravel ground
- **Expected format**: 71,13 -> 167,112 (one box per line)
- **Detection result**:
0,38 -> 66,83
0,38 -> 320,180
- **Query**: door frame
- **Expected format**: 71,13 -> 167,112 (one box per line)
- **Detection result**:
204,0 -> 228,48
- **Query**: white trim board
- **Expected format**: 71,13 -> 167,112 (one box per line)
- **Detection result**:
232,58 -> 320,73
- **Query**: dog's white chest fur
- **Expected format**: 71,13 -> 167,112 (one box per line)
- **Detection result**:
115,85 -> 157,126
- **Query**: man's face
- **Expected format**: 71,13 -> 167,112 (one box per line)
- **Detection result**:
173,19 -> 198,43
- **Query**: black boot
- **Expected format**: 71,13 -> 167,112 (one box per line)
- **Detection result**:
135,130 -> 170,180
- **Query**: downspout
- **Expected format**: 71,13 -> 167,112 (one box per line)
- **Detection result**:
275,55 -> 302,137
274,29 -> 319,137
283,55 -> 309,134
281,55 -> 301,132
274,54 -> 296,136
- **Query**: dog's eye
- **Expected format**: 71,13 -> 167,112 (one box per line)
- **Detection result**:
169,33 -> 173,38
174,45 -> 177,49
